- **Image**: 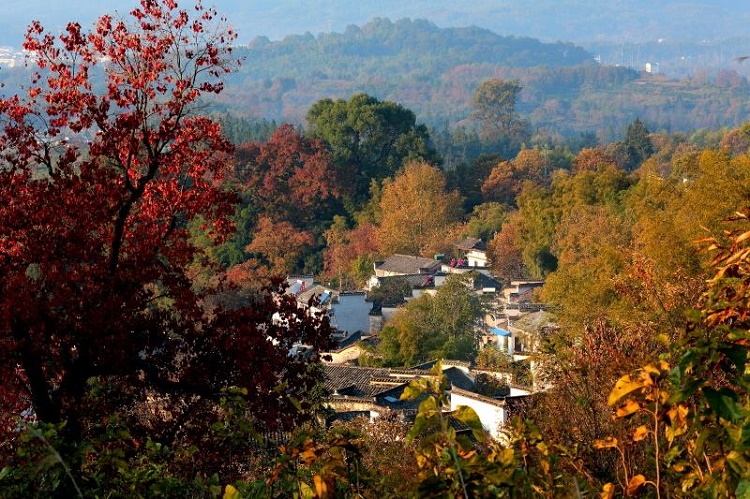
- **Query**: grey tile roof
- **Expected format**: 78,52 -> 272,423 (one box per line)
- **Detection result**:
375,254 -> 442,275
295,284 -> 335,306
326,331 -> 363,353
473,273 -> 502,291
400,363 -> 476,391
451,387 -> 506,407
454,237 -> 486,251
377,274 -> 436,289
443,367 -> 476,392
322,364 -> 427,399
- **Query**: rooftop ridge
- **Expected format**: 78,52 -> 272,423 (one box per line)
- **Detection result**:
370,377 -> 410,385
451,386 -> 506,407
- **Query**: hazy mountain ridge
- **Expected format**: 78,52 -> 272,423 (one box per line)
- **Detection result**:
201,17 -> 750,141
2,4 -> 749,143
238,18 -> 593,81
1,0 -> 747,47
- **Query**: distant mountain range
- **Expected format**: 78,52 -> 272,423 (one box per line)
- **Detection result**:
1,0 -> 748,48
2,6 -> 750,145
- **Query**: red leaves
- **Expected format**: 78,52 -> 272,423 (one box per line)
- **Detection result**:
235,124 -> 339,224
61,22 -> 85,51
173,10 -> 189,29
0,0 -> 328,477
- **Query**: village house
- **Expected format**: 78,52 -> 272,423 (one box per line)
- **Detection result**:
324,331 -> 369,364
322,361 -> 532,440
476,279 -> 548,357
322,364 -> 429,422
441,267 -> 503,296
283,277 -> 375,363
287,278 -> 372,337
453,237 -> 491,269
366,272 -> 441,332
449,386 -> 529,440
480,326 -> 516,356
478,306 -> 557,392
367,272 -> 439,298
365,252 -> 505,343
373,254 -> 443,278
502,279 -> 546,315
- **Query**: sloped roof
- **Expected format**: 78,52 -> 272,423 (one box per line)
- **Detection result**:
322,364 -> 426,399
473,272 -> 502,291
327,331 -> 363,353
443,366 -> 476,392
287,281 -> 305,295
375,254 -> 442,275
406,361 -> 476,392
451,386 -> 506,407
296,284 -> 336,306
377,274 -> 435,289
454,237 -> 486,251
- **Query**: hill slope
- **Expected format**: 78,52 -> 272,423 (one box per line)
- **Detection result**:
207,18 -> 750,142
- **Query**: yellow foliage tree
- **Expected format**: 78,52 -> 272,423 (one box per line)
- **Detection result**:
376,161 -> 463,256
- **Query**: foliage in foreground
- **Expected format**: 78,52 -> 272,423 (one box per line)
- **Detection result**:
3,206 -> 749,497
0,1 -> 332,495
272,215 -> 750,497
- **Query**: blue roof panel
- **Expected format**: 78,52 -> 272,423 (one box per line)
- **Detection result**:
489,327 -> 511,337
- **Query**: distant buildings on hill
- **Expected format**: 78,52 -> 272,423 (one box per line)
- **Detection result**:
0,46 -> 20,68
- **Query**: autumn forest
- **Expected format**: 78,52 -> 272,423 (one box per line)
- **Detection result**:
0,1 -> 748,498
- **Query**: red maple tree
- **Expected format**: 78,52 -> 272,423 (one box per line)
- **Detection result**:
0,0 -> 331,482
233,123 -> 340,225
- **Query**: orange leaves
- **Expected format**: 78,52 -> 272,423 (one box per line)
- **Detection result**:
698,214 -> 750,331
600,482 -> 616,499
312,475 -> 329,498
608,362 -> 670,411
572,148 -> 618,174
626,474 -> 647,495
616,399 -> 642,418
593,437 -> 619,449
632,425 -> 649,442
246,216 -> 314,275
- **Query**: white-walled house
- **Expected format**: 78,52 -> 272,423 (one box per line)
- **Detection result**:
324,331 -> 364,364
450,386 -> 531,440
321,361 -> 534,441
481,327 -> 515,356
287,280 -> 372,337
453,237 -> 490,269
450,387 -> 507,440
503,280 -> 545,303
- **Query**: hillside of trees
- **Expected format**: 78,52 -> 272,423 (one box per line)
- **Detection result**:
1,1 -> 748,498
205,18 -> 750,143
4,17 -> 750,144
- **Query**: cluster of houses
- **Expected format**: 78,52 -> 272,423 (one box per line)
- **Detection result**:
284,237 -> 553,439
